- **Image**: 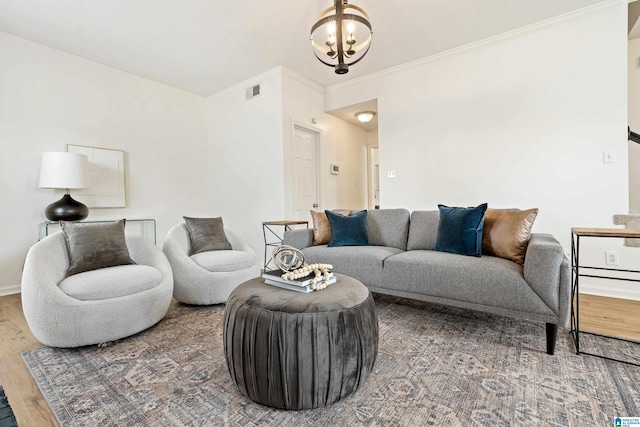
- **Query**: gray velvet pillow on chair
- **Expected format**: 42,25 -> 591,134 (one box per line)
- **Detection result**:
183,216 -> 233,255
61,219 -> 136,277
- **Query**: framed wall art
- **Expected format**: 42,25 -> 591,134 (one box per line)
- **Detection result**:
67,145 -> 126,208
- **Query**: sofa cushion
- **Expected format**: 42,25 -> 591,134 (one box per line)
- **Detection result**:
302,244 -> 404,286
310,209 -> 351,246
435,203 -> 488,257
327,210 -> 370,247
482,208 -> 538,265
407,210 -> 440,251
367,209 -> 411,250
59,264 -> 162,301
191,250 -> 258,272
382,250 -> 555,317
61,219 -> 136,277
183,216 -> 232,255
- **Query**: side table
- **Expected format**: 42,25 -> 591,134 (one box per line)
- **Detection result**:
262,220 -> 308,271
571,227 -> 640,366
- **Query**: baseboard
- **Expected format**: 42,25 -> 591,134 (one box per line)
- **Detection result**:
579,283 -> 640,301
0,285 -> 21,297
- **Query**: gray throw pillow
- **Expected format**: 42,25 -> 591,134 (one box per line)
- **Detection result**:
61,219 -> 136,277
183,216 -> 233,255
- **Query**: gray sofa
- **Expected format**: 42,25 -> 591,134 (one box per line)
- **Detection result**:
283,208 -> 570,355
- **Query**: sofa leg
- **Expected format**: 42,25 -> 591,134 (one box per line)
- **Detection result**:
546,323 -> 558,355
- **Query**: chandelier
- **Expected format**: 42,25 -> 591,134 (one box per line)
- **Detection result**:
310,0 -> 373,75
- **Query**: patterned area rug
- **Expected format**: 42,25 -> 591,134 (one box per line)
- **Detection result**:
22,294 -> 640,426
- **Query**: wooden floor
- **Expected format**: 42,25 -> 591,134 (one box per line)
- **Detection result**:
578,294 -> 640,341
1,293 -> 639,427
0,293 -> 56,427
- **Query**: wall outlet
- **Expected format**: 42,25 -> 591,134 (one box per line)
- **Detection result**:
387,170 -> 396,179
605,251 -> 619,266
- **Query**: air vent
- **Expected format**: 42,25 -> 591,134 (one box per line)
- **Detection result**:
246,84 -> 261,100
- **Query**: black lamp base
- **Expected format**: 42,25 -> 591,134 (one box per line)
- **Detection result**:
45,194 -> 89,221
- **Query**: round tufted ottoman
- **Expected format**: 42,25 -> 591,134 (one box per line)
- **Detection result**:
223,274 -> 378,410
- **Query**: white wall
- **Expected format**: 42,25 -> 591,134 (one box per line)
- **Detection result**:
281,69 -> 368,215
313,114 -> 368,211
366,129 -> 379,148
206,69 -> 286,263
582,34 -> 640,299
207,68 -> 369,264
0,33 -> 210,295
325,2 -> 628,254
629,37 -> 640,213
2,3 -> 628,299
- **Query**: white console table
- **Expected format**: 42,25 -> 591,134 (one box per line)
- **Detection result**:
38,218 -> 157,244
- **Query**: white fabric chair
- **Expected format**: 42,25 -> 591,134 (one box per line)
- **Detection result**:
163,223 -> 260,305
21,232 -> 173,348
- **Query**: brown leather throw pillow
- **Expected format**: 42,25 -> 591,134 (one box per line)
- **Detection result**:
310,209 -> 351,246
481,208 -> 538,265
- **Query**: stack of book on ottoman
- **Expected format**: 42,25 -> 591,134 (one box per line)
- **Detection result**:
262,269 -> 336,293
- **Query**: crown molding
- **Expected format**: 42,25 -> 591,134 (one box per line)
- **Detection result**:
0,30 -> 205,99
281,67 -> 324,93
206,66 -> 284,99
327,0 -> 624,92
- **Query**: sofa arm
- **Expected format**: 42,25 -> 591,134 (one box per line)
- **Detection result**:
283,229 -> 314,250
523,233 -> 571,327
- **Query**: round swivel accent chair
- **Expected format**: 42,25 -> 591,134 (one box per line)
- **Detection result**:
163,224 -> 260,305
21,232 -> 173,348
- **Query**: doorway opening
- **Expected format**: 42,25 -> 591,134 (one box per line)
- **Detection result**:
325,98 -> 380,210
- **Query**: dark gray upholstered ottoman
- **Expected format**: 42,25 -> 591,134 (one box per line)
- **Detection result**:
223,274 -> 378,410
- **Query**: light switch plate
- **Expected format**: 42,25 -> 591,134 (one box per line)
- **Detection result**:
603,150 -> 616,164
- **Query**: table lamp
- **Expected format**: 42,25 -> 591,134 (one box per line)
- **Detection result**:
39,151 -> 91,221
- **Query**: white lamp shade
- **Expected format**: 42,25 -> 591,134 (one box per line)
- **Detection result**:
39,152 -> 91,189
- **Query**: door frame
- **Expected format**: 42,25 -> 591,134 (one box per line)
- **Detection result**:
367,146 -> 379,210
291,122 -> 322,219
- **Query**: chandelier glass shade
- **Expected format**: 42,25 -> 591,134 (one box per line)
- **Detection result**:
310,0 -> 372,75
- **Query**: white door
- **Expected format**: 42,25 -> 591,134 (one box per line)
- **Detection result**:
293,126 -> 319,222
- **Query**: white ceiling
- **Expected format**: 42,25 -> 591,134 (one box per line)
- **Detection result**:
0,0 -> 608,98
328,99 -> 378,131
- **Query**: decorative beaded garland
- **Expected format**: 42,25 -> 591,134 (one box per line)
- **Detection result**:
281,262 -> 334,291
271,245 -> 333,291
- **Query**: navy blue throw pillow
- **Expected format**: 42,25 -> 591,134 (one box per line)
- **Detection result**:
435,203 -> 488,257
326,209 -> 370,247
